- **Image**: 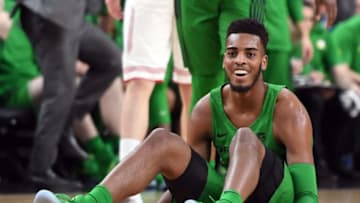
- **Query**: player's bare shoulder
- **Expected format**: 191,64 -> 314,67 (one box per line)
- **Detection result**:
191,94 -> 212,126
189,94 -> 213,139
273,88 -> 312,143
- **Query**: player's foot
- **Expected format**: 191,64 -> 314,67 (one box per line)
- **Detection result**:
184,200 -> 202,203
34,190 -> 88,203
33,190 -> 62,203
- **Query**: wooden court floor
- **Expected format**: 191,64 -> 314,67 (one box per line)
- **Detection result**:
1,189 -> 360,203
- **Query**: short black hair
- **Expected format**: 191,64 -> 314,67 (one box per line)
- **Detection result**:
226,19 -> 269,50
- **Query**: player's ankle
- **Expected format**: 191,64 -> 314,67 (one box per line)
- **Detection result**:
88,185 -> 113,203
216,190 -> 243,203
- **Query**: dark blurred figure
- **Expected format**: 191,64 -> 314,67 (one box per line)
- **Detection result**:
14,0 -> 122,191
334,0 -> 355,24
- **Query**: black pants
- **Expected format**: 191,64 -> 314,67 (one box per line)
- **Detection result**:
322,92 -> 359,171
20,7 -> 122,174
295,89 -> 326,171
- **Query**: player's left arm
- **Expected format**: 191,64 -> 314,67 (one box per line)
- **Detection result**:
274,89 -> 318,203
288,0 -> 313,64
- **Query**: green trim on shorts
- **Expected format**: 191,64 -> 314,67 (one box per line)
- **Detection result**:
197,163 -> 224,203
149,83 -> 171,128
269,164 -> 294,203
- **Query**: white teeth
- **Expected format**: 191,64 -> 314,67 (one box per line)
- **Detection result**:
234,70 -> 248,75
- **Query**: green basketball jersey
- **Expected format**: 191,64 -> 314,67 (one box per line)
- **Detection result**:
210,83 -> 285,168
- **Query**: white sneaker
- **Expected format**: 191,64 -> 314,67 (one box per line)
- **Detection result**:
33,189 -> 60,203
184,200 -> 200,203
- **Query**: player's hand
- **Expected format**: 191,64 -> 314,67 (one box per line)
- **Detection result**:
301,36 -> 313,64
290,58 -> 303,75
309,71 -> 325,84
105,0 -> 122,20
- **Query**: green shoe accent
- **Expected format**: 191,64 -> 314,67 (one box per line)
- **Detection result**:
97,145 -> 118,178
56,193 -> 96,203
82,155 -> 101,180
55,193 -> 72,203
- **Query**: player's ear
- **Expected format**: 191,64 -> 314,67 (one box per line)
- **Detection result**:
261,54 -> 268,71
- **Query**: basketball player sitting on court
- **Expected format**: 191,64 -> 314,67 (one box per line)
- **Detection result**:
33,19 -> 318,203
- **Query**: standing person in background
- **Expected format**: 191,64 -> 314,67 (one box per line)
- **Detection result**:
106,0 -> 191,202
180,0 -> 267,109
16,0 -> 122,190
262,0 -> 313,90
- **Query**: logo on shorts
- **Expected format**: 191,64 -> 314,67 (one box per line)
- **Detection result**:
217,133 -> 227,138
257,132 -> 266,142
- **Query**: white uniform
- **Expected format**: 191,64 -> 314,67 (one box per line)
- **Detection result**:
122,0 -> 191,84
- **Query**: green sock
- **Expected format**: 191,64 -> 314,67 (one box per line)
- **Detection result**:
85,135 -> 104,153
85,136 -> 116,163
104,134 -> 120,154
217,190 -> 243,203
88,185 -> 113,203
64,185 -> 113,203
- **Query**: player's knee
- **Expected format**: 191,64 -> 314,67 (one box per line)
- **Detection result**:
230,128 -> 263,155
146,128 -> 180,151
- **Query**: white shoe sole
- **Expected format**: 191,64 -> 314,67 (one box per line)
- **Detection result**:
33,189 -> 61,203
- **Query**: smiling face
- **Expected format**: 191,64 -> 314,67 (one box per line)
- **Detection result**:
223,33 -> 268,93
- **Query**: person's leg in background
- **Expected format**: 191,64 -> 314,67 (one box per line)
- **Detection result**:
72,22 -> 122,181
71,22 -> 121,121
180,0 -> 224,110
26,73 -> 120,183
172,11 -> 192,140
181,0 -> 251,110
149,83 -> 172,131
120,0 -> 175,202
20,6 -> 82,190
98,78 -> 123,140
98,77 -> 123,155
263,51 -> 293,90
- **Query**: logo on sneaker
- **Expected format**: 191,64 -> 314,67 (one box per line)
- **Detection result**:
217,133 -> 227,138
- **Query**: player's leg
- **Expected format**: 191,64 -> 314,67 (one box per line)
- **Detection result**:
120,4 -> 174,203
27,76 -> 43,108
34,128 -> 192,203
72,114 -> 117,180
263,51 -> 293,90
219,128 -> 293,203
98,77 -> 123,138
171,14 -> 192,140
180,0 -> 226,109
73,22 -> 122,120
149,82 -> 172,130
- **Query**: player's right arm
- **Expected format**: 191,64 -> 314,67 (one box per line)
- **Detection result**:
187,95 -> 213,161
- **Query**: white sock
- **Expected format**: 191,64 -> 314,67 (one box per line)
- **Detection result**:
119,138 -> 141,160
119,138 -> 143,203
